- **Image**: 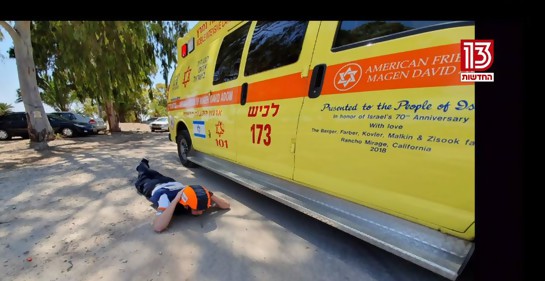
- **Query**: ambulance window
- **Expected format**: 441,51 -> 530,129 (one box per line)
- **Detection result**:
213,22 -> 251,85
332,21 -> 451,51
244,21 -> 308,76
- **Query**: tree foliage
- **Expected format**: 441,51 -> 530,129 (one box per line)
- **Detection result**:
0,102 -> 13,115
133,85 -> 152,122
15,76 -> 75,111
148,83 -> 168,117
148,21 -> 188,88
3,20 -> 187,139
27,21 -> 156,131
26,21 -> 187,131
80,98 -> 99,118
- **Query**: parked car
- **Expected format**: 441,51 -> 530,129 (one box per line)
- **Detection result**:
47,114 -> 95,137
0,112 -> 94,140
90,115 -> 107,134
149,117 -> 169,132
0,112 -> 29,140
49,111 -> 107,134
142,117 -> 158,124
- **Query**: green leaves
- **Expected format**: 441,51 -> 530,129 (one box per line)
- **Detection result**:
0,103 -> 13,115
147,21 -> 188,87
27,20 -> 187,124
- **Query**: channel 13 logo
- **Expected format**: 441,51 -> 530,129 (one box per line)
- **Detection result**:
460,40 -> 494,82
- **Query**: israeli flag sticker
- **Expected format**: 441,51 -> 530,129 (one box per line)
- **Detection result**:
193,120 -> 206,138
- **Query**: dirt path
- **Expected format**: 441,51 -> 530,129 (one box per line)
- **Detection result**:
0,124 -> 190,280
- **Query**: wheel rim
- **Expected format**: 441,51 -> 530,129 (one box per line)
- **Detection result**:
0,130 -> 7,140
62,128 -> 73,137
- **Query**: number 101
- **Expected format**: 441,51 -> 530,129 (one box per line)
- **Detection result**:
216,139 -> 229,148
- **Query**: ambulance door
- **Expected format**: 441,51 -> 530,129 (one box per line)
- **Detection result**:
203,21 -> 251,162
234,21 -> 320,179
294,21 -> 475,236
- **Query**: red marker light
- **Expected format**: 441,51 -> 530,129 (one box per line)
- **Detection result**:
181,44 -> 188,58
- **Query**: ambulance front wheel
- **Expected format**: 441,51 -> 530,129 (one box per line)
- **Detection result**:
177,130 -> 198,168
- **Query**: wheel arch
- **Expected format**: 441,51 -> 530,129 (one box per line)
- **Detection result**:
175,120 -> 190,141
175,120 -> 198,168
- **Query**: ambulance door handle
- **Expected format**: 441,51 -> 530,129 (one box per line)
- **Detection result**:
240,82 -> 248,105
308,64 -> 326,98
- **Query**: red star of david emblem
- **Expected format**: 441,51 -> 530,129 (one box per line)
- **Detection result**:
215,121 -> 225,137
182,66 -> 192,88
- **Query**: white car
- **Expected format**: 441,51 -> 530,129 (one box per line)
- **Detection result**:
149,117 -> 169,132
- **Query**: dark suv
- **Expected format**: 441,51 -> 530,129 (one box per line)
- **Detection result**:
0,112 -> 29,140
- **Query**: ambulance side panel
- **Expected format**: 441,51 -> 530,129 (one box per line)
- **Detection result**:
294,21 -> 475,239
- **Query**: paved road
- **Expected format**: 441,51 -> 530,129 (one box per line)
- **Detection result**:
150,132 -> 476,281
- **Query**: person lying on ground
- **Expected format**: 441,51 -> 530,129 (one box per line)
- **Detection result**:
134,158 -> 230,232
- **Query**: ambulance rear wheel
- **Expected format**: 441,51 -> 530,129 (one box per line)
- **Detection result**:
177,130 -> 198,168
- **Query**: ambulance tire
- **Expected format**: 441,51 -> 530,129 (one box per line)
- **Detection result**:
177,130 -> 198,168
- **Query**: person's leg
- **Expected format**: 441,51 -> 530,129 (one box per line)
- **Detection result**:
136,158 -> 151,174
137,159 -> 164,179
136,159 -> 163,197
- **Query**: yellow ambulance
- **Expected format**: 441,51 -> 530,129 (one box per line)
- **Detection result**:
167,21 -> 474,280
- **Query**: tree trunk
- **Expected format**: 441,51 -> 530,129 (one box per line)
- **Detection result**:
11,21 -> 55,149
104,100 -> 121,132
117,105 -> 127,122
97,103 -> 104,119
163,69 -> 169,90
